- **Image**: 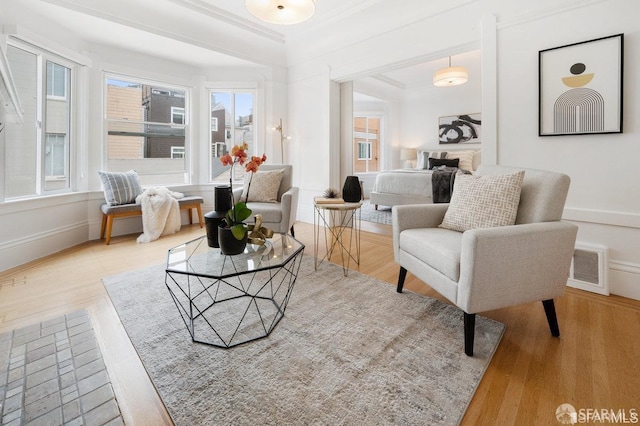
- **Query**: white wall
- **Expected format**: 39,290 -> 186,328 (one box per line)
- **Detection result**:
496,0 -> 640,299
286,0 -> 640,300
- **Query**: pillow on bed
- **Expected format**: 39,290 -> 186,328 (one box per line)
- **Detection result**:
417,151 -> 447,169
446,150 -> 475,171
428,158 -> 459,169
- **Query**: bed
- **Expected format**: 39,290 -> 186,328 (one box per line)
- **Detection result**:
369,149 -> 480,209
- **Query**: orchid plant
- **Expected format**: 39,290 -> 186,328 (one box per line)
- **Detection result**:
220,142 -> 267,240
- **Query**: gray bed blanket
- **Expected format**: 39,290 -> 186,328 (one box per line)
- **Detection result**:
431,167 -> 470,203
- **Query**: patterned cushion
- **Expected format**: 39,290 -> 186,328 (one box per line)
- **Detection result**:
440,171 -> 525,232
446,150 -> 475,171
241,169 -> 285,203
98,170 -> 143,206
417,151 -> 447,169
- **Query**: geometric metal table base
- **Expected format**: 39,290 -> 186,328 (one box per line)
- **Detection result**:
165,235 -> 305,348
314,201 -> 361,276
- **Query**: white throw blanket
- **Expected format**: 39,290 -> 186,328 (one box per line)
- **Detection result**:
135,187 -> 184,243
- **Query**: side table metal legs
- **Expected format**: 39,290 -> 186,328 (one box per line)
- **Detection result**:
313,204 -> 361,276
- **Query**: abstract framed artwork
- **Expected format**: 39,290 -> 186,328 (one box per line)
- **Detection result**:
438,113 -> 481,144
539,33 -> 623,136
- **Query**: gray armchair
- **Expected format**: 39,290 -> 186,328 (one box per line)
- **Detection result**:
392,165 -> 578,356
233,164 -> 299,236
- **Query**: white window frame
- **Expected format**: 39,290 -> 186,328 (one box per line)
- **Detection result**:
104,72 -> 190,185
170,146 -> 185,159
46,61 -> 68,100
211,116 -> 218,131
171,106 -> 185,125
1,39 -> 77,201
357,141 -> 372,160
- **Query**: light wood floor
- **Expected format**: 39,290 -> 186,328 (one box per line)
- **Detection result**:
1,222 -> 638,425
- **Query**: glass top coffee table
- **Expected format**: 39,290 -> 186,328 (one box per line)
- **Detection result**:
165,233 -> 305,348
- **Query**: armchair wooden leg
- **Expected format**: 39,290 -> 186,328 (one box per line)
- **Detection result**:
464,312 -> 476,357
542,299 -> 560,337
397,267 -> 407,293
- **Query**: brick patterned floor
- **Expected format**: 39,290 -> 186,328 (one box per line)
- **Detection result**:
0,310 -> 124,426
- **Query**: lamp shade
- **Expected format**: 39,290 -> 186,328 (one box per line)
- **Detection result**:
400,149 -> 417,161
433,66 -> 468,87
246,0 -> 316,25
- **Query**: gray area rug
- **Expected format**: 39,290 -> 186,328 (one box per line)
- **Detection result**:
360,199 -> 392,225
102,258 -> 504,425
0,310 -> 123,426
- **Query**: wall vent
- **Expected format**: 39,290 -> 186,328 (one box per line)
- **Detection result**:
567,242 -> 608,295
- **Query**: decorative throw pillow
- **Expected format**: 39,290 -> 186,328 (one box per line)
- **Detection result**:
98,170 -> 143,206
440,171 -> 525,232
429,158 -> 459,169
446,150 -> 475,171
417,151 -> 447,169
241,169 -> 285,203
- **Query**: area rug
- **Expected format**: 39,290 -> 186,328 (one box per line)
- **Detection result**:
0,310 -> 124,425
102,258 -> 504,425
360,199 -> 392,225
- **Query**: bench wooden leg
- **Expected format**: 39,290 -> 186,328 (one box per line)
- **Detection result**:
196,204 -> 204,228
100,214 -> 107,239
104,214 -> 114,245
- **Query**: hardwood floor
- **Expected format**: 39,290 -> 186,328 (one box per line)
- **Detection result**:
1,222 -> 638,425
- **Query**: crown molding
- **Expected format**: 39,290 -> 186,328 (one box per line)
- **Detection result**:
167,0 -> 285,44
39,0 -> 283,67
496,0 -> 607,29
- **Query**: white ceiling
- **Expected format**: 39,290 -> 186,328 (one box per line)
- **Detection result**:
4,0 -> 479,85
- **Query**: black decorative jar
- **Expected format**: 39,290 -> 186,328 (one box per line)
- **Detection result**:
205,186 -> 233,248
342,176 -> 362,202
218,222 -> 248,255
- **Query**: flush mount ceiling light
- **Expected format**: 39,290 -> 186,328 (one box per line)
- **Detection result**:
245,0 -> 316,25
433,56 -> 468,87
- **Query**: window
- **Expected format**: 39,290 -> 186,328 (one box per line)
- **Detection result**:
105,76 -> 188,185
209,90 -> 255,182
212,142 -> 226,158
171,146 -> 185,159
3,42 -> 74,200
46,62 -> 67,98
357,142 -> 371,160
171,107 -> 185,125
353,116 -> 381,173
45,134 -> 66,177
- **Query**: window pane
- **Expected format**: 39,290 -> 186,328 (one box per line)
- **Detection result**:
210,91 -> 254,182
4,46 -> 38,198
353,116 -> 380,173
106,78 -> 187,185
44,61 -> 71,191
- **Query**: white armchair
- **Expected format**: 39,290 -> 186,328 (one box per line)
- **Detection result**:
392,165 -> 578,356
233,164 -> 299,236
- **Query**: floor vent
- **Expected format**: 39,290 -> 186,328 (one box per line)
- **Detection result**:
567,243 -> 609,295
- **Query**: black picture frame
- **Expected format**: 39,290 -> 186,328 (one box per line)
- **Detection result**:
538,33 -> 623,136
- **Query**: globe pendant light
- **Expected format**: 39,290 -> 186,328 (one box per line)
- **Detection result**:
246,0 -> 316,25
433,56 -> 468,87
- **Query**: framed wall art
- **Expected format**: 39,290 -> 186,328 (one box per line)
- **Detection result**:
539,33 -> 623,136
438,113 -> 481,144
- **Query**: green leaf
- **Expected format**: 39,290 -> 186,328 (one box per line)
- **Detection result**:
233,202 -> 252,223
231,223 -> 247,240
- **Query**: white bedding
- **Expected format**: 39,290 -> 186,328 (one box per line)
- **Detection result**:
372,169 -> 433,196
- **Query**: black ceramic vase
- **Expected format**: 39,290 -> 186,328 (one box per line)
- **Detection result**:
218,222 -> 248,255
205,186 -> 233,248
342,176 -> 362,202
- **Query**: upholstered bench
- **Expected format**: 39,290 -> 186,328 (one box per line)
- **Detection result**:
100,196 -> 204,245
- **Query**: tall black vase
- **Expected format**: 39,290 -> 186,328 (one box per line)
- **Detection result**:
342,176 -> 362,202
205,186 -> 233,248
